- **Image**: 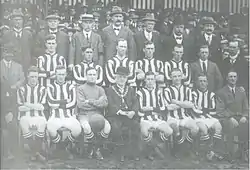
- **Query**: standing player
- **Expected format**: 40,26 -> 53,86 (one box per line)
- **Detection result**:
135,41 -> 165,88
164,68 -> 199,157
192,74 -> 224,161
46,66 -> 81,154
73,46 -> 104,86
76,67 -> 111,160
37,34 -> 67,87
105,39 -> 136,87
165,45 -> 191,87
17,66 -> 47,161
137,71 -> 173,160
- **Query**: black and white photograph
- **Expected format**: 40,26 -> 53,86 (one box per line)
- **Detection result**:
0,0 -> 249,169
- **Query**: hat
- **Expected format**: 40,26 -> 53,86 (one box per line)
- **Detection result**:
110,6 -> 126,16
142,13 -> 157,22
93,12 -> 100,18
173,15 -> 185,25
81,45 -> 92,52
66,25 -> 76,33
130,14 -> 139,19
45,14 -> 60,20
2,42 -> 16,53
80,14 -> 94,21
10,9 -> 24,19
201,17 -> 217,25
116,66 -> 129,76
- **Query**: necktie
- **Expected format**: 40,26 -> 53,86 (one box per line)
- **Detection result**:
202,62 -> 207,74
207,36 -> 211,45
6,63 -> 11,80
86,33 -> 89,41
176,37 -> 182,40
232,88 -> 235,98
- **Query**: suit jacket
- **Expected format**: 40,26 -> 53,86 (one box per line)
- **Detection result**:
216,85 -> 249,118
191,60 -> 223,92
106,85 -> 139,118
195,32 -> 221,61
134,30 -> 162,61
3,28 -> 33,71
69,31 -> 104,66
102,25 -> 136,63
36,28 -> 69,63
161,33 -> 195,62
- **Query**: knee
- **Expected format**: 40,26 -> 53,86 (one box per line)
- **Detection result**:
81,121 -> 92,134
213,121 -> 222,133
197,122 -> 208,135
161,123 -> 173,136
104,119 -> 111,133
19,117 -> 29,129
190,124 -> 199,136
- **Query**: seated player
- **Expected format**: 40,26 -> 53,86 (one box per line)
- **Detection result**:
37,34 -> 67,86
165,45 -> 191,87
137,71 -> 173,160
76,67 -> 110,160
105,39 -> 136,87
135,41 -> 165,88
46,65 -> 81,157
191,74 -> 224,161
106,66 -> 140,162
17,66 -> 47,161
73,46 -> 104,86
163,68 -> 199,157
216,70 -> 249,162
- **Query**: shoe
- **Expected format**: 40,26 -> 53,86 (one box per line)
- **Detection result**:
36,152 -> 46,162
88,149 -> 94,159
147,155 -> 154,161
154,146 -> 165,159
95,148 -> 104,160
135,157 -> 140,161
206,151 -> 215,161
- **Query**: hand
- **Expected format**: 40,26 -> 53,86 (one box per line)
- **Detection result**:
240,116 -> 247,123
88,99 -> 96,105
68,64 -> 74,71
230,117 -> 239,128
50,74 -> 56,79
126,111 -> 135,119
51,105 -> 59,109
19,105 -> 31,112
119,110 -> 127,116
142,107 -> 153,112
5,112 -> 13,124
171,99 -> 179,105
137,73 -> 145,80
11,85 -> 17,89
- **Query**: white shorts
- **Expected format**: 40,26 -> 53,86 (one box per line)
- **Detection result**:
168,116 -> 194,128
196,117 -> 219,129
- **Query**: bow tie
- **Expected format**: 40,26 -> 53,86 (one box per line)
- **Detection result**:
176,37 -> 182,40
114,28 -> 120,31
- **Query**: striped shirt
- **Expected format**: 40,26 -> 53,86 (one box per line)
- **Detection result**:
191,89 -> 216,118
137,87 -> 166,121
37,53 -> 67,86
164,85 -> 193,119
17,84 -> 47,118
47,82 -> 76,118
105,56 -> 136,86
165,59 -> 191,86
135,58 -> 164,74
73,61 -> 104,86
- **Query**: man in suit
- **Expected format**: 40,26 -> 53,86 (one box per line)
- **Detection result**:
36,13 -> 69,63
1,42 -> 25,160
216,70 -> 249,162
134,13 -> 162,61
2,10 -> 33,72
69,14 -> 104,69
195,17 -> 221,63
106,66 -> 140,162
191,45 -> 223,92
102,6 -> 136,63
161,15 -> 195,62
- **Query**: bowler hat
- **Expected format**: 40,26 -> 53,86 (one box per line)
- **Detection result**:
142,13 -> 157,22
10,9 -> 24,19
110,6 -> 126,16
173,15 -> 185,25
45,14 -> 60,20
116,66 -> 129,76
201,17 -> 217,25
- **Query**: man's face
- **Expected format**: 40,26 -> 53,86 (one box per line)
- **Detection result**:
115,74 -> 128,86
106,12 -> 111,21
81,20 -> 94,32
56,68 -> 67,84
172,46 -> 184,61
171,70 -> 183,85
28,71 -> 39,87
173,24 -> 184,35
197,76 -> 208,91
227,72 -> 237,86
145,74 -> 156,88
86,69 -> 97,84
112,14 -> 123,26
144,20 -> 155,32
47,19 -> 59,29
116,40 -> 127,56
45,39 -> 57,52
143,44 -> 155,59
228,41 -> 239,56
2,49 -> 14,61
83,48 -> 93,62
204,23 -> 215,34
199,47 -> 209,61
12,16 -> 23,28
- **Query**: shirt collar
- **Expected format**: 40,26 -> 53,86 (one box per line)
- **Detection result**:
204,33 -> 212,39
112,25 -> 121,30
82,30 -> 92,35
3,59 -> 12,66
199,59 -> 208,64
229,51 -> 240,60
144,30 -> 152,35
13,27 -> 22,33
173,33 -> 183,38
228,85 -> 236,92
115,55 -> 126,60
49,29 -> 58,33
